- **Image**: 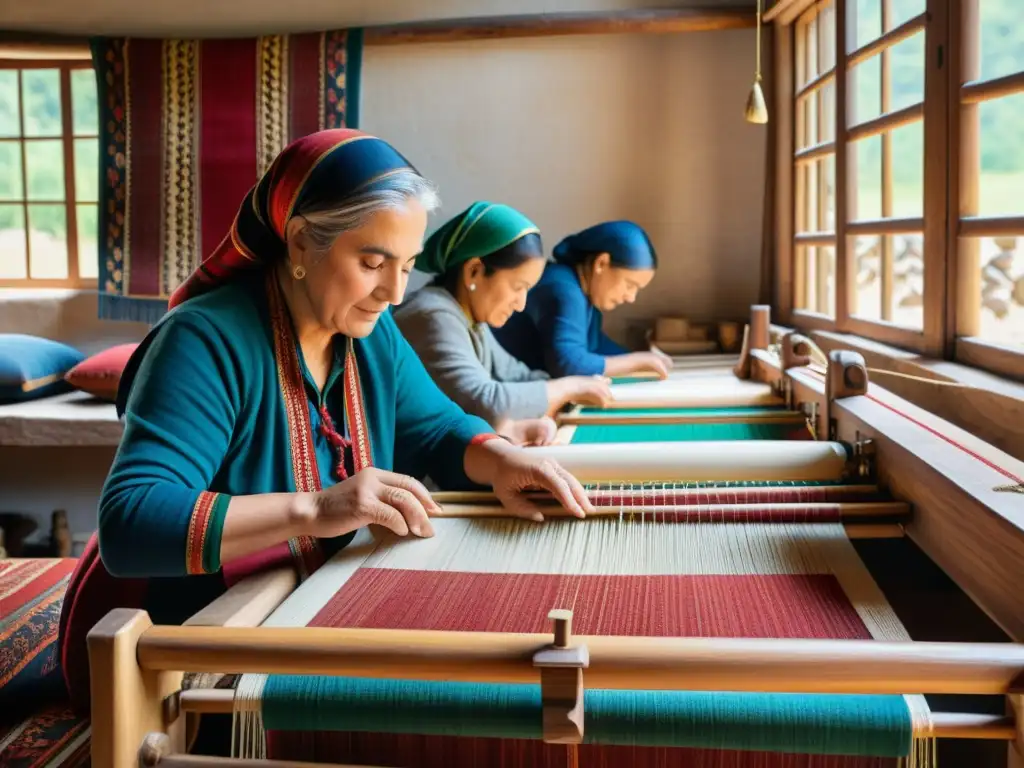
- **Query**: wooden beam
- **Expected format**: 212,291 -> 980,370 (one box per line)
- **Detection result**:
363,7 -> 756,45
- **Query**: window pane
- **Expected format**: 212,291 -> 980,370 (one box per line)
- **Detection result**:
888,31 -> 924,113
972,236 -> 1024,349
27,203 -> 68,279
0,142 -> 23,201
812,245 -> 836,316
891,121 -> 924,217
978,93 -> 1024,216
821,154 -> 836,231
851,135 -> 882,220
853,235 -> 883,319
979,0 -> 1024,82
21,70 -> 62,138
889,0 -> 926,31
803,91 -> 819,148
0,71 -> 19,138
892,233 -> 924,329
819,81 -> 836,143
0,205 -> 27,278
71,68 -> 98,136
25,139 -> 65,201
853,0 -> 882,51
805,160 -> 819,231
849,55 -> 881,125
77,203 -> 98,279
806,15 -> 820,83
818,4 -> 836,72
74,138 -> 98,203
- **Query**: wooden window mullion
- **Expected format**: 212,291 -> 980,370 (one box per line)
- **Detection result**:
880,0 -> 893,322
955,0 -> 981,339
16,69 -> 30,279
60,65 -> 80,285
835,0 -> 851,325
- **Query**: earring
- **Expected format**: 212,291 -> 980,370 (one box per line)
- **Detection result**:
469,283 -> 477,292
292,265 -> 307,280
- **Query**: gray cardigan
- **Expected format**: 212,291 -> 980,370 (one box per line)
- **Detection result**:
394,286 -> 550,425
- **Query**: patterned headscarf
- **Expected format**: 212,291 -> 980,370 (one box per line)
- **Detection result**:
169,129 -> 417,308
415,201 -> 539,275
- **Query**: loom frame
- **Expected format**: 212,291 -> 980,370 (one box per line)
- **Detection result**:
85,304 -> 1024,768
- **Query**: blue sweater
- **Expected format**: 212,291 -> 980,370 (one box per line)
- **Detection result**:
494,262 -> 627,377
99,272 -> 490,586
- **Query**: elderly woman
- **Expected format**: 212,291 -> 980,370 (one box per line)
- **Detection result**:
494,221 -> 673,379
394,202 -> 612,446
58,130 -> 592,713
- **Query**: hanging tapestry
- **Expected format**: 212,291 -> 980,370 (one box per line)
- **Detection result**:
91,31 -> 364,322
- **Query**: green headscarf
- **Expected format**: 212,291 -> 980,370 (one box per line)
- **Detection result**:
416,201 -> 540,275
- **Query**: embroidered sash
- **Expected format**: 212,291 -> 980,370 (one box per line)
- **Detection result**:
221,273 -> 374,585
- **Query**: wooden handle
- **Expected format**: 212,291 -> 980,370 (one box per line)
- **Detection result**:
133,618 -> 1024,696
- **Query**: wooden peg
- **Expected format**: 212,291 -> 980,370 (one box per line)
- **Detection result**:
534,608 -> 589,745
732,324 -> 752,380
749,305 -> 771,351
138,732 -> 171,766
781,332 -> 812,371
825,350 -> 869,443
1008,692 -> 1024,758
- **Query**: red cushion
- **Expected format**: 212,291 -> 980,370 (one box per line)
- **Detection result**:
63,343 -> 138,402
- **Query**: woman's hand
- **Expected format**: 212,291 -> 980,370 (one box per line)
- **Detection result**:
518,416 -> 558,446
547,375 -> 613,412
303,468 -> 441,539
626,351 -> 671,379
566,375 -> 614,407
468,439 -> 594,522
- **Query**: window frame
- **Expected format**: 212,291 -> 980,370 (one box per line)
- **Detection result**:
0,57 -> 99,290
946,0 -> 1024,381
781,0 -> 948,358
777,0 -> 1024,380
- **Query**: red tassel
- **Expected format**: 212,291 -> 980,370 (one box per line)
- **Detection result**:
319,405 -> 352,480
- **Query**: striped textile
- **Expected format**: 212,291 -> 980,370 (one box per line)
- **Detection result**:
568,421 -> 812,443
1,559 -> 90,768
234,517 -> 930,767
91,30 -> 363,322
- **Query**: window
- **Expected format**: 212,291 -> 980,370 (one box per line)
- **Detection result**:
793,1 -> 838,318
951,0 -> 1024,378
0,61 -> 98,288
791,0 -> 935,349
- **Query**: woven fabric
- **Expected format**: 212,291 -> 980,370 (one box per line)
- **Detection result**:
92,31 -> 363,322
570,422 -> 811,443
1,560 -> 78,712
250,514 -> 919,767
0,701 -> 91,768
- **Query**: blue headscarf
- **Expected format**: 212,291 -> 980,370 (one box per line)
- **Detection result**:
552,221 -> 657,270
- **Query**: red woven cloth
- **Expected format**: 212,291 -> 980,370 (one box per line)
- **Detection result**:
268,567 -> 895,767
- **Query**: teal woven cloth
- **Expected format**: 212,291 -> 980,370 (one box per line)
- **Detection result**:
577,406 -> 787,416
262,678 -> 913,758
569,421 -> 806,443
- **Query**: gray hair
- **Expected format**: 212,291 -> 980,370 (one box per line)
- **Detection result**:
295,168 -> 441,255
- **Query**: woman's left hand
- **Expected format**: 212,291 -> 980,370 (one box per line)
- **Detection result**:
485,442 -> 593,522
520,416 -> 558,446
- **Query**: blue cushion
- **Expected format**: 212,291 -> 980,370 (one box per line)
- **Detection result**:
0,335 -> 84,403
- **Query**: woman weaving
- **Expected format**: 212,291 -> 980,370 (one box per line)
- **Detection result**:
394,201 -> 613,446
57,129 -> 593,714
494,220 -> 673,380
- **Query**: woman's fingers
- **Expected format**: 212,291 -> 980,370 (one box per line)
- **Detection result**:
362,499 -> 411,537
375,470 -> 443,516
530,461 -> 586,519
554,463 -> 595,515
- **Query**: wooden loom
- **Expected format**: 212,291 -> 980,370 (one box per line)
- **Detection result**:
87,304 -> 1024,768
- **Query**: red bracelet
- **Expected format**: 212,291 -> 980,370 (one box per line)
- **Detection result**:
469,433 -> 507,446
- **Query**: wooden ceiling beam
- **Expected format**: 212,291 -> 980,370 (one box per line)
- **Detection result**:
0,7 -> 756,54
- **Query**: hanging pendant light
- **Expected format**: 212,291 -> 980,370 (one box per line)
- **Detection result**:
745,0 -> 769,124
